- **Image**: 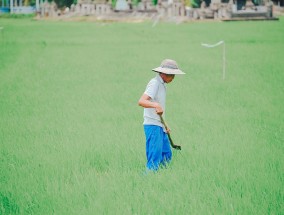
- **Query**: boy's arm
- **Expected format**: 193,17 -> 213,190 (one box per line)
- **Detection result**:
138,94 -> 163,115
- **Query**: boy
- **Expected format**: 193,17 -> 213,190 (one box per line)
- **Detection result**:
138,59 -> 185,171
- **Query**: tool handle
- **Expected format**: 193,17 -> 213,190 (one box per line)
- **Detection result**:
159,116 -> 181,150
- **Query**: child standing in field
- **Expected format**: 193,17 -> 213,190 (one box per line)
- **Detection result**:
138,59 -> 185,171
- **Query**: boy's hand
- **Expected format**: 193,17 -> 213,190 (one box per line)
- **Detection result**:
154,103 -> 163,115
166,127 -> 171,134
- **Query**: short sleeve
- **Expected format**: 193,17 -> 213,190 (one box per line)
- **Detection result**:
144,79 -> 158,100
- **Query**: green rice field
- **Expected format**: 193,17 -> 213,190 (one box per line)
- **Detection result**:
0,17 -> 284,214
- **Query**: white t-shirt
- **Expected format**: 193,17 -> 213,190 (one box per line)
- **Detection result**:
143,74 -> 166,130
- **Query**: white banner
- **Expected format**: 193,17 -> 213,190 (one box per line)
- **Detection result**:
201,41 -> 224,48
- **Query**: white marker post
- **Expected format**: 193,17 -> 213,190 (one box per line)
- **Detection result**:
152,14 -> 161,28
201,41 -> 226,80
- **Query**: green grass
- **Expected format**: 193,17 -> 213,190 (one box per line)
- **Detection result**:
0,18 -> 283,214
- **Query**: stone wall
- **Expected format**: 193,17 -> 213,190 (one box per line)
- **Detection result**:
38,0 -> 277,20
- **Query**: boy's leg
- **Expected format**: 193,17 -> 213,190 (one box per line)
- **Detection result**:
161,132 -> 172,166
144,125 -> 163,171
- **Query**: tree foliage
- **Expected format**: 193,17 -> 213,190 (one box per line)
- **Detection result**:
191,0 -> 201,7
53,0 -> 75,8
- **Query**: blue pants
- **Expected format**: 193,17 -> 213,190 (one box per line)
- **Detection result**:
144,125 -> 172,171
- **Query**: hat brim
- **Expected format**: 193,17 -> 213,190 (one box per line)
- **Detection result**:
152,67 -> 185,75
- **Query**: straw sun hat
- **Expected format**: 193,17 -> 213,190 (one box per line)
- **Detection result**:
152,59 -> 185,75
